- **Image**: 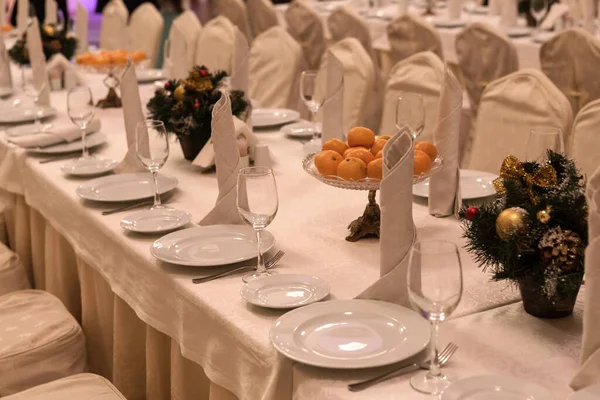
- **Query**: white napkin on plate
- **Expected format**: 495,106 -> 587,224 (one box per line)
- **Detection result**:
166,25 -> 188,80
75,2 -> 89,55
44,0 -> 57,24
46,53 -> 84,84
500,0 -> 518,27
199,94 -> 246,225
0,34 -> 12,89
357,128 -> 416,307
114,58 -> 149,174
8,117 -> 101,148
448,0 -> 461,20
27,19 -> 51,106
428,66 -> 462,218
17,0 -> 28,33
321,50 -> 344,142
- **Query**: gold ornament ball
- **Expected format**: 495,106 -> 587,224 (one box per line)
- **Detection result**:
537,209 -> 551,224
43,25 -> 55,37
496,207 -> 528,240
173,85 -> 185,102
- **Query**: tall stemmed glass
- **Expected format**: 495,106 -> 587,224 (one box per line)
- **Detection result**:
136,120 -> 170,210
24,79 -> 47,133
525,127 -> 564,162
530,0 -> 548,37
396,93 -> 425,138
67,85 -> 95,159
300,70 -> 325,155
407,240 -> 463,395
237,166 -> 279,283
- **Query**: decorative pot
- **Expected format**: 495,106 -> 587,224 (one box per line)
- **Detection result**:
179,135 -> 208,161
517,274 -> 582,318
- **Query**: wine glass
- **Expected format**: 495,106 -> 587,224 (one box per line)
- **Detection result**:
67,85 -> 95,159
530,0 -> 548,36
300,70 -> 325,155
237,166 -> 279,283
136,120 -> 170,209
396,93 -> 425,138
23,79 -> 47,133
525,127 -> 564,162
407,240 -> 463,395
162,39 -> 172,78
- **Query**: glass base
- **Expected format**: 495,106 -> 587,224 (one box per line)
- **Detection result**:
410,371 -> 450,395
242,269 -> 277,283
150,204 -> 173,211
303,138 -> 323,156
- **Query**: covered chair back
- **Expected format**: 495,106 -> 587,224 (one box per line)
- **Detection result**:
285,1 -> 326,70
99,0 -> 128,50
247,0 -> 279,37
168,10 -> 202,70
127,3 -> 164,67
218,0 -> 253,44
387,14 -> 443,65
569,99 -> 600,179
195,16 -> 236,74
328,6 -> 376,63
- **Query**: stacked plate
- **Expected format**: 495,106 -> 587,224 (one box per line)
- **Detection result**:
441,376 -> 554,399
252,108 -> 300,128
413,169 -> 497,200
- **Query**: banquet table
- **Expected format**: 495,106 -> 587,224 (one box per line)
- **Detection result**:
0,68 -> 583,400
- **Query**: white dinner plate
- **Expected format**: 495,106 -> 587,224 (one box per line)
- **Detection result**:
121,208 -> 192,234
532,31 -> 557,43
441,375 -> 554,400
413,169 -> 497,200
270,299 -> 430,369
252,108 -> 300,128
0,87 -> 13,98
0,106 -> 56,123
60,157 -> 118,177
241,274 -> 330,309
569,384 -> 600,399
26,133 -> 107,154
150,225 -> 276,267
433,18 -> 467,28
76,173 -> 179,202
137,69 -> 165,83
281,121 -> 316,138
503,26 -> 533,38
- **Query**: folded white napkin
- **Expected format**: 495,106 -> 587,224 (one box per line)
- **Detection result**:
231,27 -> 249,95
44,0 -> 57,24
27,19 -> 51,106
0,34 -> 12,89
321,50 -> 344,142
540,3 -> 570,31
199,94 -> 247,225
46,53 -> 84,84
8,117 -> 101,148
448,0 -> 461,20
489,0 -> 501,15
75,2 -> 89,55
571,169 -> 600,389
166,25 -> 189,80
114,58 -> 148,174
357,128 -> 416,306
17,0 -> 28,32
428,67 -> 462,217
500,0 -> 518,27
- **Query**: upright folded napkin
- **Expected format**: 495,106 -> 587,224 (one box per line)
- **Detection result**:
75,2 -> 89,55
114,59 -> 148,174
582,0 -> 595,33
448,0 -> 461,19
540,3 -> 570,31
500,0 -> 518,27
321,50 -> 344,142
44,0 -> 57,24
489,0 -> 501,15
231,27 -> 249,94
46,53 -> 84,88
8,118 -> 101,148
17,0 -> 28,33
428,67 -> 462,217
166,25 -> 189,80
571,168 -> 600,389
0,34 -> 12,89
357,128 -> 416,306
199,94 -> 246,225
27,19 -> 51,106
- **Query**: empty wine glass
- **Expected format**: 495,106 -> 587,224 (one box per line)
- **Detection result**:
136,120 -> 170,209
300,70 -> 325,155
237,166 -> 279,283
23,79 -> 46,133
525,127 -> 564,162
530,0 -> 548,36
396,93 -> 425,138
67,85 -> 95,159
407,240 -> 463,395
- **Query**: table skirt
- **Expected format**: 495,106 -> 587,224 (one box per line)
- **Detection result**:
2,193 -> 239,400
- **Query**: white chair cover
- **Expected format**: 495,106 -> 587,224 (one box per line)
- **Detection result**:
44,0 -> 57,24
249,26 -> 305,110
195,16 -> 235,74
127,3 -> 163,67
387,14 -> 444,65
540,28 -> 600,115
3,374 -> 127,400
0,242 -> 29,296
468,69 -> 573,173
218,0 -> 252,44
327,6 -> 376,63
169,11 -> 202,70
380,51 -> 444,141
456,22 -> 518,116
569,99 -> 600,179
99,0 -> 128,50
74,2 -> 88,55
284,0 -> 326,70
0,290 -> 86,396
247,0 -> 278,37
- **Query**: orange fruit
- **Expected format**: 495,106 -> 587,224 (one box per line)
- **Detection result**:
337,157 -> 367,181
367,158 -> 383,180
375,150 -> 383,159
315,150 -> 343,177
343,146 -> 367,158
347,127 -> 376,148
370,138 -> 388,156
414,150 -> 432,175
322,138 -> 349,156
414,141 -> 438,161
345,147 -> 375,165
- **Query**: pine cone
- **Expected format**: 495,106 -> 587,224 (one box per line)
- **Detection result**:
539,227 -> 581,271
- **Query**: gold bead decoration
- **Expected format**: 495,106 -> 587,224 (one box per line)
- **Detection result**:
496,207 -> 528,241
537,210 -> 550,224
43,25 -> 55,37
173,85 -> 185,102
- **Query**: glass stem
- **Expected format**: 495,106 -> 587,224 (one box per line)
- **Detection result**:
311,110 -> 321,140
80,124 -> 89,158
20,67 -> 25,90
429,320 -> 441,377
151,169 -> 162,208
33,96 -> 41,131
255,228 -> 265,273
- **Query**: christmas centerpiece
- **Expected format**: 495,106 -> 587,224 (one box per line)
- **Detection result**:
8,23 -> 77,65
460,151 -> 587,318
147,66 -> 249,160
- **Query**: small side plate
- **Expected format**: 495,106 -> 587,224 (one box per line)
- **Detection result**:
241,274 -> 330,309
121,208 -> 192,234
60,158 -> 118,177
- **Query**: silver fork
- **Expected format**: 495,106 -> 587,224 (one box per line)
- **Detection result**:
192,250 -> 285,284
348,342 -> 459,392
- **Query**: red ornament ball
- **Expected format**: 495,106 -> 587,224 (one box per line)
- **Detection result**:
193,100 -> 200,109
465,206 -> 479,221
199,69 -> 208,77
164,81 -> 170,90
